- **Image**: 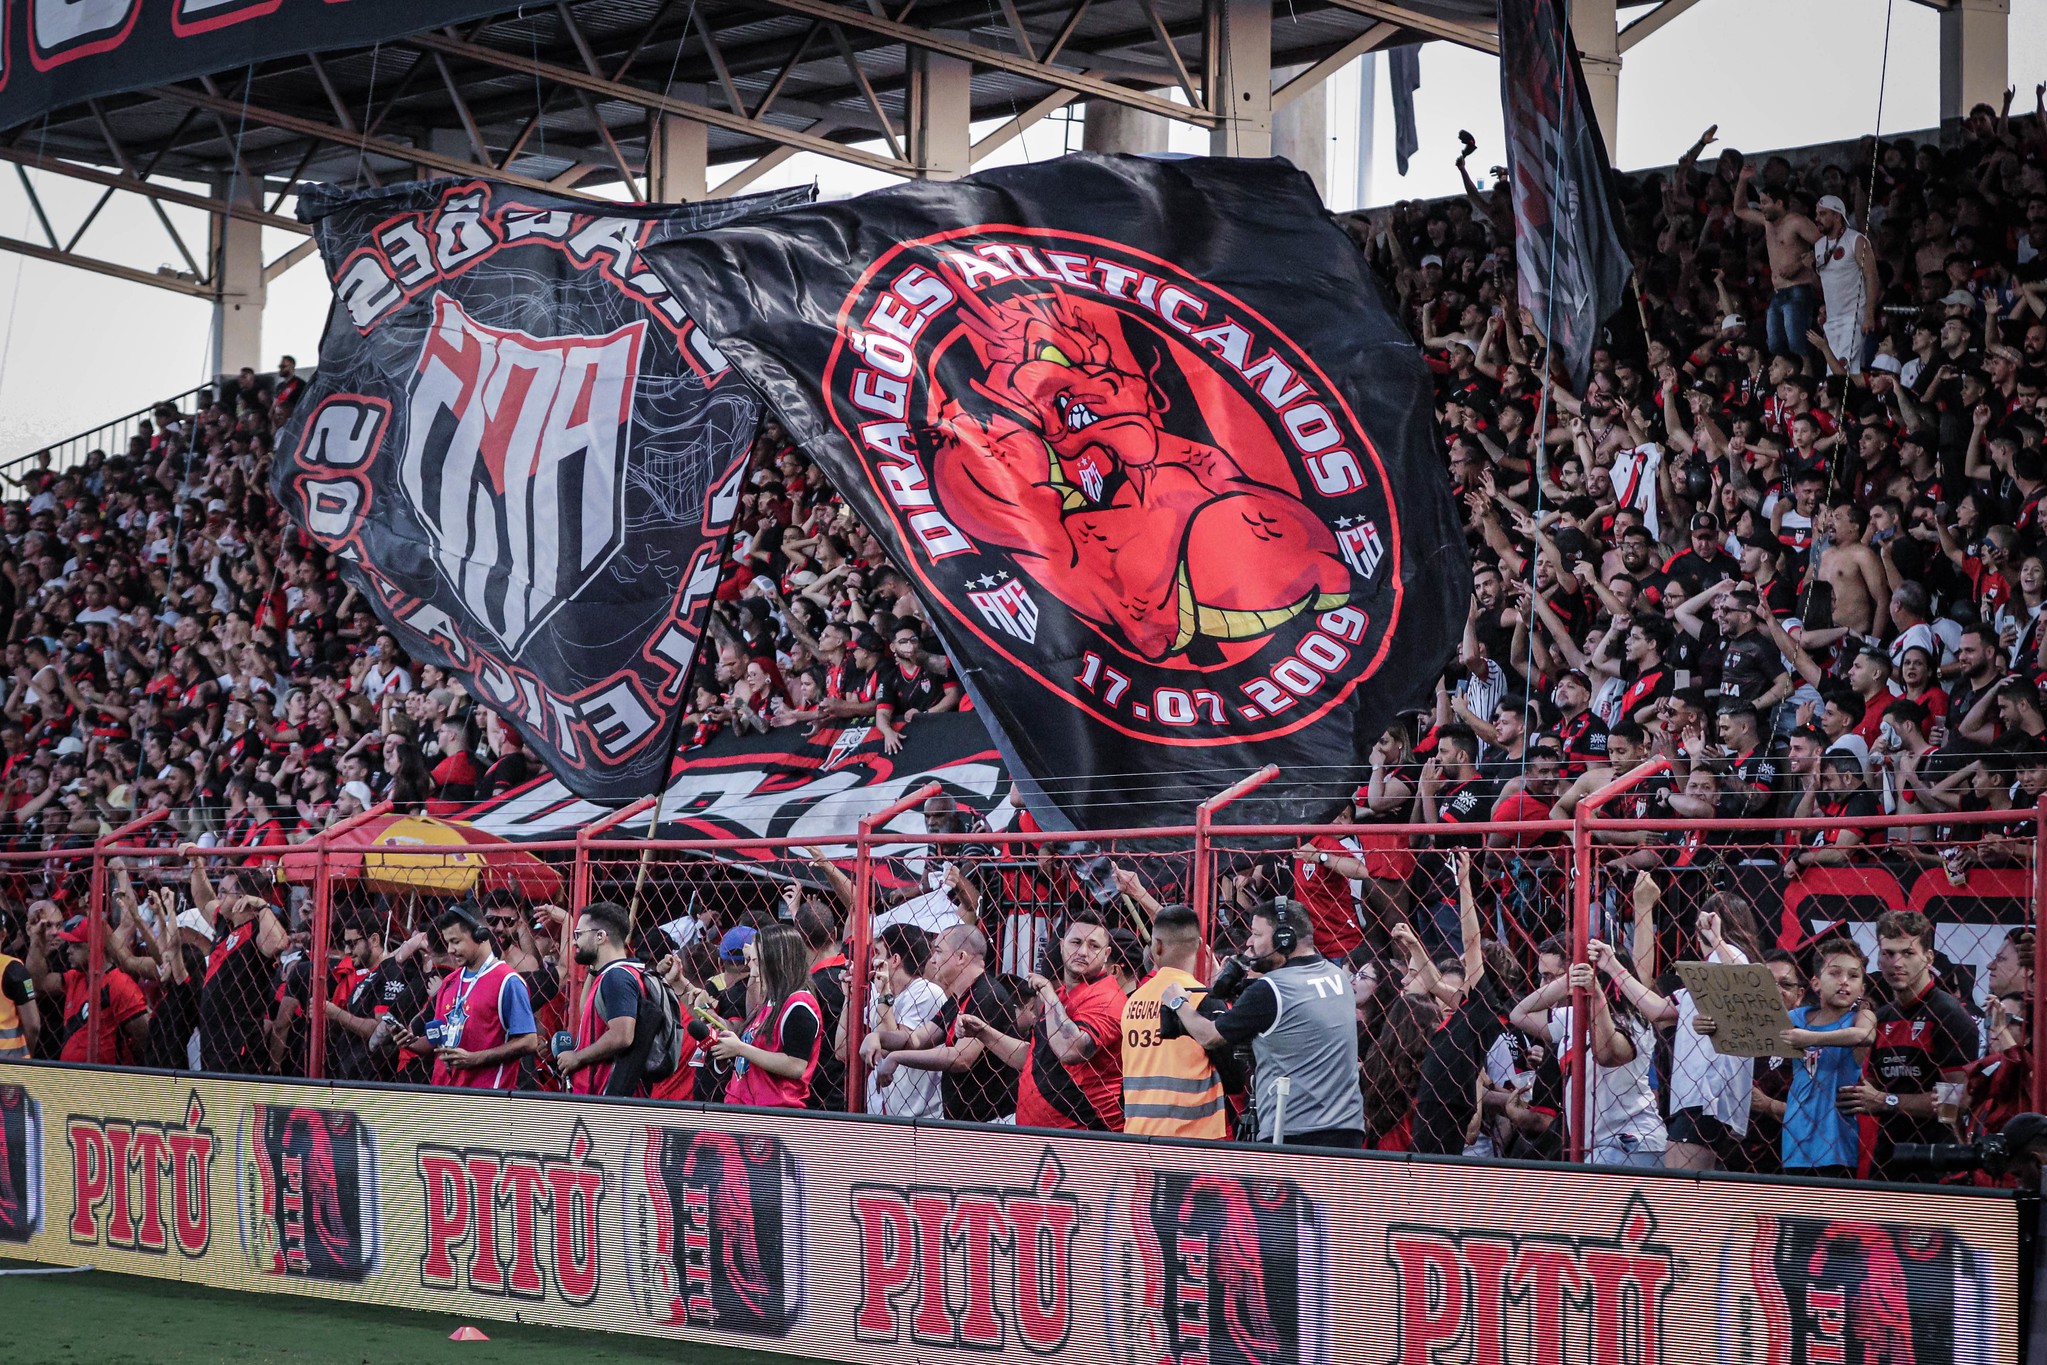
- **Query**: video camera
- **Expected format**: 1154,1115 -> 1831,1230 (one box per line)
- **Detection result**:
1157,955 -> 1254,1041
1891,1113 -> 2047,1180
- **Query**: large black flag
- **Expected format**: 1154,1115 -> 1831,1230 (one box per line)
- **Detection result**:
642,154 -> 1467,830
273,178 -> 810,801
1498,0 -> 1633,390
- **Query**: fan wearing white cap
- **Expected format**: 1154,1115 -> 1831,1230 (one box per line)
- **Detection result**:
1812,195 -> 1880,374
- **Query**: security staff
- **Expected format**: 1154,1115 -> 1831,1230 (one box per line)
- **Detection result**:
1165,899 -> 1363,1148
1121,905 -> 1227,1139
0,945 -> 38,1060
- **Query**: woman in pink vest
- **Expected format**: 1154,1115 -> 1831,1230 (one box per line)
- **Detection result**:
394,906 -> 539,1088
712,924 -> 822,1108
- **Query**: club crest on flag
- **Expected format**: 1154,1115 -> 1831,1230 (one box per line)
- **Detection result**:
274,177 -> 812,800
398,293 -> 644,659
967,573 -> 1039,644
1334,517 -> 1384,580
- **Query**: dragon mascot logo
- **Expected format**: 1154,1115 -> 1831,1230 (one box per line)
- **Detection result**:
823,227 -> 1403,743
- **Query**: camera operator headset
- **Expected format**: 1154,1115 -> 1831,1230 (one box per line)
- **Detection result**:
1163,897 -> 1364,1149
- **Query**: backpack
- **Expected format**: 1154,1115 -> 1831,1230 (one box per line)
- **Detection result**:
632,964 -> 685,1084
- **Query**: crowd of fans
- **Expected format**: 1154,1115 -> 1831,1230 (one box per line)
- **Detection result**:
2,100 -> 2047,1181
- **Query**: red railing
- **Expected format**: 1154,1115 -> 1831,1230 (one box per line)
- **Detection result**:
23,780 -> 2046,1176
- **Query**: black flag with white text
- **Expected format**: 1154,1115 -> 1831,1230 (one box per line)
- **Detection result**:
641,154 -> 1467,829
273,178 -> 810,801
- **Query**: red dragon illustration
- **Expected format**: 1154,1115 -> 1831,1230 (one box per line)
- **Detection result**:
281,1109 -> 359,1273
927,282 -> 1351,665
1180,1173 -> 1283,1365
1805,1221 -> 1919,1365
683,1131 -> 771,1315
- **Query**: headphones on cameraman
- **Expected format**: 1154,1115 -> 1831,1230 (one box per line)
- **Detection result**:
1268,897 -> 1299,955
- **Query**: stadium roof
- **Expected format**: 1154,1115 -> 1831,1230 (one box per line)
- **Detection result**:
0,0 -> 1501,217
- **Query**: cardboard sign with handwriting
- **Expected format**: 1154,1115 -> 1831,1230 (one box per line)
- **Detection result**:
1676,960 -> 1799,1058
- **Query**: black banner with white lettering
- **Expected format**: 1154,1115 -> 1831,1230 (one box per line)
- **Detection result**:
642,154 -> 1467,829
0,1 -> 521,133
1498,0 -> 1633,390
273,178 -> 811,801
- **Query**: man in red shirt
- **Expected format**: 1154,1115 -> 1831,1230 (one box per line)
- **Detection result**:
28,914 -> 150,1064
1290,810 -> 1368,962
966,911 -> 1126,1131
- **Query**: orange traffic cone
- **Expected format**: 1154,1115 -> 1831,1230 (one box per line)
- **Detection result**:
448,1326 -> 490,1341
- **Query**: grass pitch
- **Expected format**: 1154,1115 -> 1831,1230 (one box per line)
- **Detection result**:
0,1261 -> 790,1365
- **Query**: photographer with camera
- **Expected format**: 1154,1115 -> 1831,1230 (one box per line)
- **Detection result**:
390,905 -> 539,1089
554,900 -> 658,1098
1164,899 -> 1363,1149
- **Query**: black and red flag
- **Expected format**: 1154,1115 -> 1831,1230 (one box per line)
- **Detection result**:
1498,0 -> 1633,390
642,154 -> 1467,829
273,178 -> 809,801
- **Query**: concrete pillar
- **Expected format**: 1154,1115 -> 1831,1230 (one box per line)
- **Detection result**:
1271,63 -> 1328,198
908,51 -> 972,179
1940,0 -> 2010,123
1569,0 -> 1620,161
1082,98 -> 1170,156
211,177 -> 264,378
652,83 -> 708,201
1208,0 -> 1272,159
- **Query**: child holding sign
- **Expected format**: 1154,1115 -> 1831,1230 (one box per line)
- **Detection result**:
1744,939 -> 1875,1178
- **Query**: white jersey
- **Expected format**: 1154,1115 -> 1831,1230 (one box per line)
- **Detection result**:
1815,227 -> 1869,370
1815,226 -> 1868,319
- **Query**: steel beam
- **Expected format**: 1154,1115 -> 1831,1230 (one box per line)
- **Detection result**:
0,146 -> 306,235
1616,0 -> 1705,52
151,84 -> 617,201
742,0 -> 1216,124
263,238 -> 319,283
1314,0 -> 1497,53
0,233 -> 212,298
970,88 -> 1073,163
406,30 -> 916,176
1272,22 -> 1395,108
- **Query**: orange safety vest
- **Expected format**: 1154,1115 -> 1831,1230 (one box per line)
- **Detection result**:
0,953 -> 27,1059
1120,967 -> 1226,1140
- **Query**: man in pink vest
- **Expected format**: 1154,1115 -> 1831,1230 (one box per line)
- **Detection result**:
393,906 -> 537,1088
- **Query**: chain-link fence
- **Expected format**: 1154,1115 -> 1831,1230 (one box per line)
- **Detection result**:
6,778 -> 2040,1186
1576,783 -> 2044,1182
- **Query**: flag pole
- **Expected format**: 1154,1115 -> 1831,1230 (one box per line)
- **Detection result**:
626,718 -> 689,932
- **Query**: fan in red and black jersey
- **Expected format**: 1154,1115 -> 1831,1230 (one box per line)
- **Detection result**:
1704,586 -> 1791,710
1612,526 -> 1675,608
1785,753 -> 1883,876
1660,512 -> 1739,601
1419,725 -> 1495,839
1548,669 -> 1609,779
819,629 -> 886,723
182,858 -> 288,1077
1837,910 -> 1978,1180
1706,703 -> 1781,818
872,623 -> 963,755
428,717 -> 482,808
1598,613 -> 1675,726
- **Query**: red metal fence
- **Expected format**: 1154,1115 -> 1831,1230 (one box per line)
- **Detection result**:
16,764 -> 2044,1179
